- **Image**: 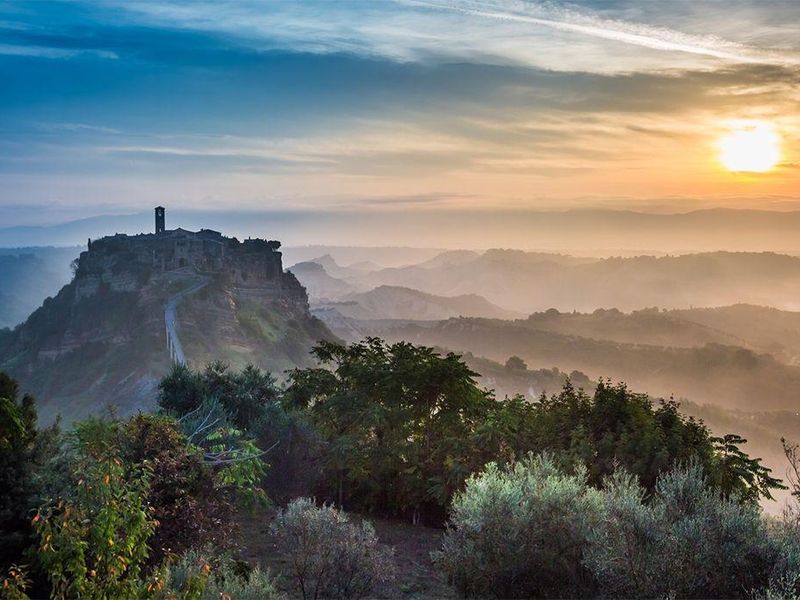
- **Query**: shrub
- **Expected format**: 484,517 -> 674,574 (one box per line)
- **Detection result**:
435,453 -> 602,598
119,414 -> 237,564
156,549 -> 282,600
585,464 -> 775,598
437,455 -> 792,599
270,498 -> 395,600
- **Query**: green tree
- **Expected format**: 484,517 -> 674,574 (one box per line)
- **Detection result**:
33,420 -> 156,600
0,372 -> 59,572
159,362 -> 279,431
521,380 -> 780,499
284,338 -> 499,522
711,433 -> 785,502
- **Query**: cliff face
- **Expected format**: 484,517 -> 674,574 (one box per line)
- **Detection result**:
0,229 -> 331,424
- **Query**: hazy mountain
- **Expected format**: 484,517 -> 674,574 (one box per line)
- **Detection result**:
288,261 -> 360,301
415,250 -> 481,269
348,250 -> 800,313
316,285 -> 521,321
11,208 -> 800,254
363,317 -> 800,412
281,245 -> 445,269
513,305 -> 800,366
672,304 -> 800,365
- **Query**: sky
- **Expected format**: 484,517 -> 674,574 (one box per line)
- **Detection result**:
0,0 -> 798,230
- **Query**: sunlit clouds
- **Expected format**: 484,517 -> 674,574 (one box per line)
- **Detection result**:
0,0 -> 798,226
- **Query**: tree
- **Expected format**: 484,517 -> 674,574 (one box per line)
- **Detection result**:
159,362 -> 279,431
711,433 -> 785,502
118,414 -> 239,564
284,338 -> 498,522
33,419 -> 156,600
520,380 -> 781,499
504,355 -> 527,371
0,372 -> 59,572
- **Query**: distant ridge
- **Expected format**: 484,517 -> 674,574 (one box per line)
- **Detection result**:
6,207 -> 800,253
317,285 -> 522,320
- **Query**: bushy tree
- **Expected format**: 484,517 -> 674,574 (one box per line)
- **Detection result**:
711,433 -> 784,502
0,372 -> 59,572
118,414 -> 238,564
524,380 -> 781,499
159,362 -> 310,502
438,454 -> 794,599
159,362 -> 279,430
271,498 -> 395,600
33,419 -> 157,600
284,338 -> 503,522
504,355 -> 527,370
435,454 -> 601,598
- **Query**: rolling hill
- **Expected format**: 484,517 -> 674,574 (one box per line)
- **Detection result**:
316,285 -> 520,320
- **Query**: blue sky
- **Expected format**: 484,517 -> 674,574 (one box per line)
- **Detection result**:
1,0 -> 798,229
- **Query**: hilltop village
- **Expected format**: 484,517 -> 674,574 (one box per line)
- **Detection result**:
75,207 -> 307,304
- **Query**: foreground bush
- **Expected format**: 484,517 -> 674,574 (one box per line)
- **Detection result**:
155,549 -> 282,600
435,454 -> 602,598
270,498 -> 395,599
438,454 -> 800,599
585,465 -> 775,598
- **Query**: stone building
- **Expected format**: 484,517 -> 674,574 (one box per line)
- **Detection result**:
75,207 -> 302,302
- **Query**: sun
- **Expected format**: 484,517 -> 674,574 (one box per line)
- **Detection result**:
717,121 -> 781,173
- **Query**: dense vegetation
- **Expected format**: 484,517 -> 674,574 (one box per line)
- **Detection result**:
1,337 -> 797,598
437,456 -> 798,599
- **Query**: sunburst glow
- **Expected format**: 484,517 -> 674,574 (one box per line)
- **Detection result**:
718,121 -> 781,173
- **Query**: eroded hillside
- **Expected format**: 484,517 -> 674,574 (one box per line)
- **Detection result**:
0,229 -> 331,423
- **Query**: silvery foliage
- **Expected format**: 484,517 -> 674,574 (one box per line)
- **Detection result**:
435,453 -> 602,598
270,498 -> 396,600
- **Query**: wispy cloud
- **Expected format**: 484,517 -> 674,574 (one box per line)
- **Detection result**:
118,0 -> 800,74
407,0 -> 797,65
0,43 -> 117,59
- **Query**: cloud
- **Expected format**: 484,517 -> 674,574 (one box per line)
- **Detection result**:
1,0 -> 798,225
0,43 -> 117,59
114,0 -> 800,74
406,0 -> 800,65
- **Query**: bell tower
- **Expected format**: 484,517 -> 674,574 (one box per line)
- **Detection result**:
155,206 -> 165,234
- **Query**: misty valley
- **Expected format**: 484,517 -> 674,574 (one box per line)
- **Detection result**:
4,218 -> 800,598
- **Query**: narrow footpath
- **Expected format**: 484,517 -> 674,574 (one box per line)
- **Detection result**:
165,277 -> 209,365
